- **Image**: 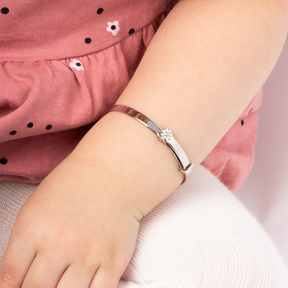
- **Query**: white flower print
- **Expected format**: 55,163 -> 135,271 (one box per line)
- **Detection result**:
158,128 -> 173,142
70,59 -> 85,71
106,21 -> 120,36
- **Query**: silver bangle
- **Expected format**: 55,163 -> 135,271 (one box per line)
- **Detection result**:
108,104 -> 193,185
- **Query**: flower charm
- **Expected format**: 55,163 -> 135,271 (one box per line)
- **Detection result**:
70,59 -> 85,71
158,128 -> 173,142
106,21 -> 120,36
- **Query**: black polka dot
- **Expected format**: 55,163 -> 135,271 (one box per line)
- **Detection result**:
85,38 -> 92,44
0,158 -> 8,165
129,28 -> 135,35
249,108 -> 253,113
46,124 -> 52,130
97,8 -> 104,14
1,7 -> 9,14
10,130 -> 17,136
76,62 -> 81,67
27,122 -> 34,128
111,25 -> 116,30
241,120 -> 244,126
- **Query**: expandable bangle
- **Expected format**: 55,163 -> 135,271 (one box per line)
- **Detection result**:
108,104 -> 193,185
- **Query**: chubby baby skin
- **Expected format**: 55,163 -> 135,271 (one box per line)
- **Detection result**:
0,0 -> 288,287
0,156 -> 142,287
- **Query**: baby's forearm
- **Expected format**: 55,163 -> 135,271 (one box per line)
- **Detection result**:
68,0 -> 288,218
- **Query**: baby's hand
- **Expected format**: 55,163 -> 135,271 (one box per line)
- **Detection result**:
0,157 -> 142,288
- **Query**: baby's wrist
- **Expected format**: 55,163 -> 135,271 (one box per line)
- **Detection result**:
66,112 -> 183,217
62,152 -> 144,221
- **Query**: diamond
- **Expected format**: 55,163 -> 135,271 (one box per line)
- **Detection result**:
159,128 -> 173,141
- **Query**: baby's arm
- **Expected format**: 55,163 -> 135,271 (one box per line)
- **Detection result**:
71,0 -> 288,216
1,1 -> 287,288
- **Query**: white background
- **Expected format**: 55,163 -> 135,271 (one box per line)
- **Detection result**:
235,35 -> 288,269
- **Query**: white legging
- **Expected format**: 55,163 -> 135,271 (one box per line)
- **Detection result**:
1,165 -> 288,287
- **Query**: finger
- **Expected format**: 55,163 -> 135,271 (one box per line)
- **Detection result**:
56,262 -> 97,288
21,252 -> 69,288
90,266 -> 123,288
0,234 -> 36,288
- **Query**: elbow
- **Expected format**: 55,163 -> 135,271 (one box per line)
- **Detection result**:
270,0 -> 288,31
261,0 -> 288,45
253,0 -> 288,30
282,3 -> 288,30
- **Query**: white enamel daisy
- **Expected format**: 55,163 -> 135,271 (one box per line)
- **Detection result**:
106,21 -> 120,36
158,128 -> 173,141
70,59 -> 84,71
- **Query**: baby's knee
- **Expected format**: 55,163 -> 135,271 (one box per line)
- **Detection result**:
119,233 -> 288,288
214,229 -> 288,287
118,166 -> 288,287
120,210 -> 288,287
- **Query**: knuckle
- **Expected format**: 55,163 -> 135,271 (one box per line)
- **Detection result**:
0,271 -> 17,288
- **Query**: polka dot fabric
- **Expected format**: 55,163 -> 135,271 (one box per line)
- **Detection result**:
0,0 -> 262,193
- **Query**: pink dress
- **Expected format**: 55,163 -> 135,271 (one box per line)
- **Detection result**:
0,0 -> 262,193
